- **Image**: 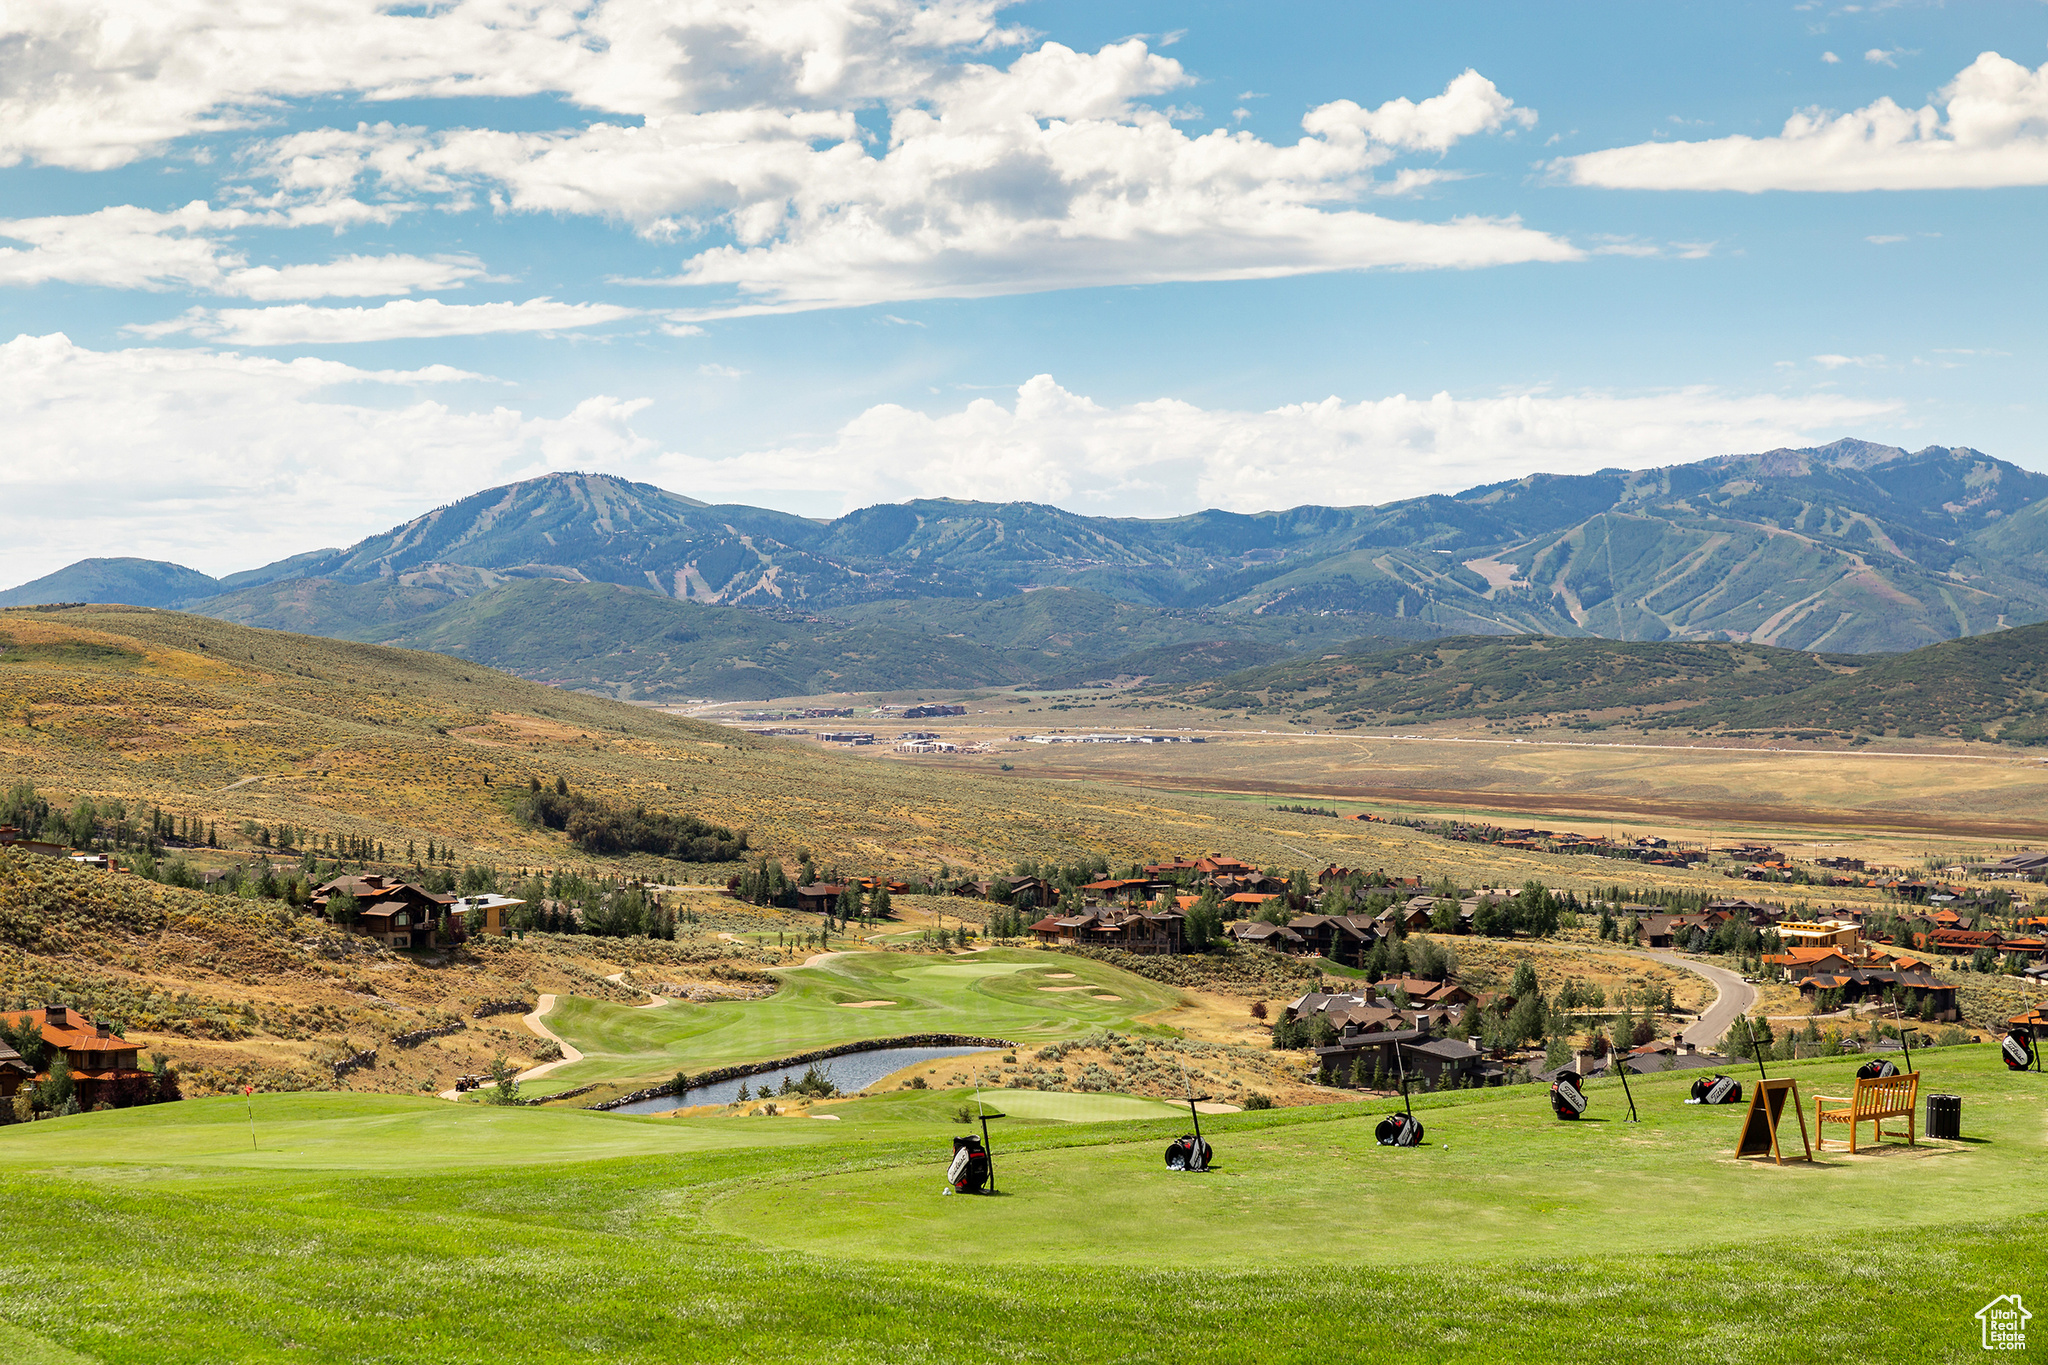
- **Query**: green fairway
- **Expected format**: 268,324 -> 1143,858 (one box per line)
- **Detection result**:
0,1045 -> 2039,1364
711,1047 -> 2048,1266
530,947 -> 1186,1092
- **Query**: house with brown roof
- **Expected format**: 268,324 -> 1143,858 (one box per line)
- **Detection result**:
1028,905 -> 1185,955
1285,914 -> 1379,965
311,874 -> 458,950
1229,920 -> 1304,950
0,1005 -> 155,1109
0,1036 -> 31,1098
1761,948 -> 1856,981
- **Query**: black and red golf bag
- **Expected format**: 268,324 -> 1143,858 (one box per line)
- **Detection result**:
1689,1074 -> 1742,1105
1374,1113 -> 1424,1146
1550,1071 -> 1588,1120
947,1134 -> 991,1193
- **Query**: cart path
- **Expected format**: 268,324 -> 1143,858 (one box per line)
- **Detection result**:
437,993 -> 583,1101
1641,951 -> 1755,1051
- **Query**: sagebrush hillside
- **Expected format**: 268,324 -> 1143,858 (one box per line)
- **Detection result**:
0,846 -> 778,1097
0,605 -> 1476,876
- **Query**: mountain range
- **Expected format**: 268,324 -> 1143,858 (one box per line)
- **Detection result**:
8,437 -> 2048,699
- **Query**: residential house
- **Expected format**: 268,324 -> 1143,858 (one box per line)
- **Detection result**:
1027,905 -> 1186,955
1285,914 -> 1379,965
794,883 -> 848,914
311,874 -> 458,950
0,1037 -> 30,1098
1761,948 -> 1857,981
1228,920 -> 1304,950
448,893 -> 526,936
1778,920 -> 1863,951
0,825 -> 67,857
0,1005 -> 154,1108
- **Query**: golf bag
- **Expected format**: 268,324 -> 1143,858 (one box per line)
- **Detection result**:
1856,1058 -> 1899,1081
1164,1135 -> 1212,1171
1549,1071 -> 1588,1120
2004,1029 -> 2036,1071
1688,1074 -> 1742,1105
1374,1113 -> 1424,1146
946,1135 -> 991,1193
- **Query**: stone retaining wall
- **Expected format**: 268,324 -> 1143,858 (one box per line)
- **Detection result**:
392,1022 -> 466,1048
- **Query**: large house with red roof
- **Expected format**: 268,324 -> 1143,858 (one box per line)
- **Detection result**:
0,1005 -> 156,1109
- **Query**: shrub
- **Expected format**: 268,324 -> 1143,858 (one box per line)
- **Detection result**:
1241,1092 -> 1274,1110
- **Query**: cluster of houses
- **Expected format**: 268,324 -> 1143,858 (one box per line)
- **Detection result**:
0,1004 -> 156,1109
1760,919 -> 1973,1020
1434,822 -> 1710,868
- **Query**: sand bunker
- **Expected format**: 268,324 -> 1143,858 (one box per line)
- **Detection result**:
838,1000 -> 896,1008
1044,972 -> 1076,979
1092,994 -> 1121,1001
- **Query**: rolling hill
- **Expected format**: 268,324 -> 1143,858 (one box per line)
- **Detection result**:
0,557 -> 221,609
8,438 -> 2048,697
1159,621 -> 2048,744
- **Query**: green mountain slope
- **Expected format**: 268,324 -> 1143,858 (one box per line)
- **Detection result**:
1667,620 -> 2048,743
1163,621 -> 2048,745
10,438 -> 2048,698
0,557 -> 219,609
363,579 -> 1044,700
1171,635 -> 1862,725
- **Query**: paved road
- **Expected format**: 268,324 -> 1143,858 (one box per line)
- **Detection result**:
1643,951 -> 1755,1051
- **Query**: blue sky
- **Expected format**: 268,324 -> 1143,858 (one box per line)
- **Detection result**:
3,0 -> 2046,582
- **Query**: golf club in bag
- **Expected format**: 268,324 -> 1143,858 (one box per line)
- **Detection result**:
1688,1074 -> 1743,1105
2003,1027 -> 2037,1072
1375,1038 -> 1424,1146
1856,1057 -> 1899,1081
1164,1060 -> 1212,1171
1550,1069 -> 1588,1120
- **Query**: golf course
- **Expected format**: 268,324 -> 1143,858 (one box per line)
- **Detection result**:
0,1042 -> 2038,1363
525,949 -> 1189,1095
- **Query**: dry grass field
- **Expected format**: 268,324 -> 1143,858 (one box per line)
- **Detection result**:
4,605 -> 1931,914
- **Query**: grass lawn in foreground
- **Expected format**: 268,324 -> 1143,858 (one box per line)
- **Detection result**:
712,1046 -> 2047,1266
528,947 -> 1185,1093
0,1044 -> 2038,1364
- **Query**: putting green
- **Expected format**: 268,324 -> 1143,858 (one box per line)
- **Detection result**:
531,948 -> 1185,1092
707,1047 -> 2048,1266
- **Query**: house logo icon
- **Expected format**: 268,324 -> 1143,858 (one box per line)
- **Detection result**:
1977,1295 -> 2030,1351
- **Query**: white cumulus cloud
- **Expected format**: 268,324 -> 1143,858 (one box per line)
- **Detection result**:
1557,51 -> 2048,191
0,332 -> 655,582
276,62 -> 1566,315
659,374 -> 1906,514
0,202 -> 484,297
1,4 -> 1568,310
128,297 -> 641,345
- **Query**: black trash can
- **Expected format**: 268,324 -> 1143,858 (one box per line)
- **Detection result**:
1926,1093 -> 1962,1140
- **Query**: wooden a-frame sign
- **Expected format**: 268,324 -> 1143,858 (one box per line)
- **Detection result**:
1735,1078 -> 1811,1164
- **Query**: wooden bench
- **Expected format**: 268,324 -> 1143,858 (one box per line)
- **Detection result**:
1812,1071 -> 1919,1153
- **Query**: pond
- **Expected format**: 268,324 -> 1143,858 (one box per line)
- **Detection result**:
612,1045 -> 992,1113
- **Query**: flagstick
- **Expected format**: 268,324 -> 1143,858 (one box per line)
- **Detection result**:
246,1085 -> 257,1151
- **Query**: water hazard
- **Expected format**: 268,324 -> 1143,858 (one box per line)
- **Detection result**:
612,1044 -> 990,1114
